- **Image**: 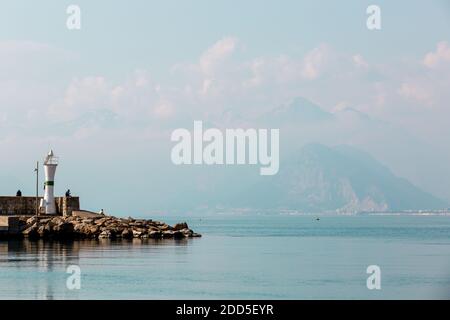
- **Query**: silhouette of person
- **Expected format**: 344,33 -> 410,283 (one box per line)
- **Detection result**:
65,189 -> 71,197
16,190 -> 22,197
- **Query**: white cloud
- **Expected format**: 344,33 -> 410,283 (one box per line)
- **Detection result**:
48,76 -> 110,121
301,44 -> 331,79
398,82 -> 433,106
424,41 -> 450,68
46,70 -> 172,125
199,37 -> 238,75
153,101 -> 174,119
352,54 -> 369,69
391,40 -> 450,111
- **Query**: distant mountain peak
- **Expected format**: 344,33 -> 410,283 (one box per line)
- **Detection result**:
261,96 -> 334,126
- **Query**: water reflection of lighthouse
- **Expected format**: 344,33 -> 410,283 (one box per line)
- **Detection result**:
40,150 -> 59,215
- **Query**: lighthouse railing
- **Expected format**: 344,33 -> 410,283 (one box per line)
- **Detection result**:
44,156 -> 59,165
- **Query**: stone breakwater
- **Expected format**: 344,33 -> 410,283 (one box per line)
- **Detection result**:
17,215 -> 201,240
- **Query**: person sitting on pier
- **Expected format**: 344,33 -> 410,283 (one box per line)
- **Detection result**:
65,189 -> 71,197
16,190 -> 22,197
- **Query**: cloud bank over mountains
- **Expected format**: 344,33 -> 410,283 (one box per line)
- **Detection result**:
3,38 -> 450,131
1,37 -> 450,213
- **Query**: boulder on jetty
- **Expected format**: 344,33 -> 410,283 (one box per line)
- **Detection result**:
16,215 -> 201,240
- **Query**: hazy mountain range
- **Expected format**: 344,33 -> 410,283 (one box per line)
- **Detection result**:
2,96 -> 448,215
210,98 -> 449,213
234,143 -> 447,213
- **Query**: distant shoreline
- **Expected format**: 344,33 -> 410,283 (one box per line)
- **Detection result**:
147,210 -> 450,217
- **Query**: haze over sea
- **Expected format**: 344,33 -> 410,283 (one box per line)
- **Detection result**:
0,215 -> 449,299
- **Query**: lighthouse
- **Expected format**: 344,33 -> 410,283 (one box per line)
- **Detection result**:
43,150 -> 59,214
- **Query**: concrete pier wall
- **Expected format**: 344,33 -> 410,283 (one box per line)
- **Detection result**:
55,197 -> 81,217
0,196 -> 80,217
0,216 -> 20,234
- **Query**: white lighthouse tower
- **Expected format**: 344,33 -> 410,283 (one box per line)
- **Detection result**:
43,150 -> 59,215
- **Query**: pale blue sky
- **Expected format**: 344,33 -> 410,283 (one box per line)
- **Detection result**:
0,0 -> 449,80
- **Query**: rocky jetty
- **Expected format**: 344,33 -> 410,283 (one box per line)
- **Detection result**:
17,215 -> 201,240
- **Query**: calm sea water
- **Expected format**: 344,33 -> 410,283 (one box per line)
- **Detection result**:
0,215 -> 449,299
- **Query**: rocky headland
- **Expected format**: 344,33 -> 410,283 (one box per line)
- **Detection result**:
16,215 -> 201,240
